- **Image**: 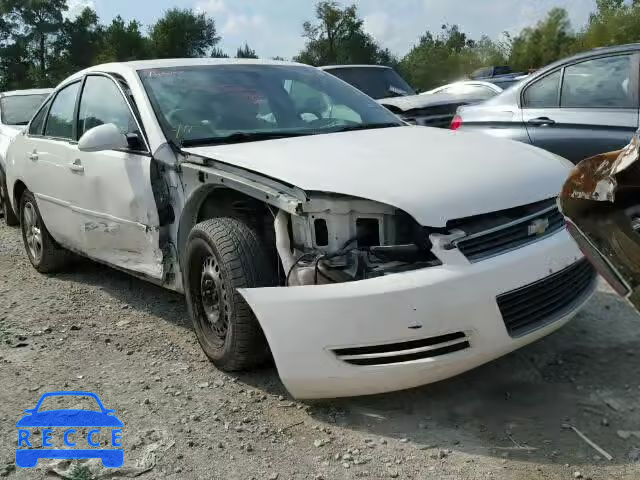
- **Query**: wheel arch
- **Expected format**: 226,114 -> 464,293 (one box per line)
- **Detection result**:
12,179 -> 28,212
177,185 -> 276,265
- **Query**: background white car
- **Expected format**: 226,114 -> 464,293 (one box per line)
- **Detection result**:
0,88 -> 52,225
6,59 -> 594,398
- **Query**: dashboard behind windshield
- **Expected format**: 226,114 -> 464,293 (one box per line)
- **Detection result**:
138,64 -> 402,146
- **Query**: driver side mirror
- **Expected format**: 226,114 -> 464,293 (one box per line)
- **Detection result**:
78,123 -> 128,152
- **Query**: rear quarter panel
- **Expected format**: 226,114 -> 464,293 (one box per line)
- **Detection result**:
457,104 -> 532,144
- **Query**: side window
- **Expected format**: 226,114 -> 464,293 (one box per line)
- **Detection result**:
44,82 -> 80,139
561,55 -> 634,108
28,99 -> 51,136
523,70 -> 561,108
78,76 -> 141,141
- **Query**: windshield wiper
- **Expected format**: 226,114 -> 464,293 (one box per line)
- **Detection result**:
328,123 -> 401,134
181,131 -> 314,147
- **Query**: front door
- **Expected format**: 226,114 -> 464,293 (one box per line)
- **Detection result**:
70,74 -> 163,279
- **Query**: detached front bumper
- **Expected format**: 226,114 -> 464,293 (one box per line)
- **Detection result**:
240,229 -> 594,399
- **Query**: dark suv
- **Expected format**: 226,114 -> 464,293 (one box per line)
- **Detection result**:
454,44 -> 640,163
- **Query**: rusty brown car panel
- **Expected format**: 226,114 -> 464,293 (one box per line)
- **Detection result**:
560,132 -> 640,311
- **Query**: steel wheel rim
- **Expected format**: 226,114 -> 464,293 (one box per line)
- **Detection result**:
23,202 -> 42,263
200,255 -> 230,343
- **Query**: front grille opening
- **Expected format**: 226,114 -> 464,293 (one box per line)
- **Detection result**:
333,331 -> 470,366
450,198 -> 565,262
356,218 -> 380,247
497,259 -> 596,338
314,219 -> 328,247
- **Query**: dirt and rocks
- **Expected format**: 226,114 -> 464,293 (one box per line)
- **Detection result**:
0,222 -> 640,480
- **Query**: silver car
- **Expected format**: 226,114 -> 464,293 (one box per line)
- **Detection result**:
454,44 -> 640,163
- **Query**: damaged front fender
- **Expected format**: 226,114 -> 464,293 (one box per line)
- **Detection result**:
559,132 -> 640,310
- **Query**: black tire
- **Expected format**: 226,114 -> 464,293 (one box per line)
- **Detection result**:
19,190 -> 69,273
184,217 -> 276,371
0,169 -> 18,226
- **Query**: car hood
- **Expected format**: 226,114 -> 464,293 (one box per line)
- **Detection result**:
378,92 -> 482,112
183,126 -> 570,227
16,410 -> 123,427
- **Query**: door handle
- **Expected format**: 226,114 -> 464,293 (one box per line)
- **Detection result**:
28,152 -> 38,161
68,159 -> 84,173
528,117 -> 556,126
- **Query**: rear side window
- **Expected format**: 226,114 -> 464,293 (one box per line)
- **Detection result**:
28,99 -> 51,136
561,55 -> 634,108
44,82 -> 80,140
523,70 -> 561,108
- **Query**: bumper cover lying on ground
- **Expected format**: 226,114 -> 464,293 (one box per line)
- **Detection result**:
240,229 -> 595,399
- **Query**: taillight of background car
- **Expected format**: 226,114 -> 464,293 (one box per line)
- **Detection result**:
450,115 -> 462,130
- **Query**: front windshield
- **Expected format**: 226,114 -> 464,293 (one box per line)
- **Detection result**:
138,64 -> 403,147
325,67 -> 416,99
0,94 -> 49,125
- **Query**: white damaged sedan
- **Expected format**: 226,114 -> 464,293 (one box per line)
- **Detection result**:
5,59 -> 595,398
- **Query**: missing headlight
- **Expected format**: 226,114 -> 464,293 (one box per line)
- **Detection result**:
313,219 -> 328,247
356,218 -> 380,247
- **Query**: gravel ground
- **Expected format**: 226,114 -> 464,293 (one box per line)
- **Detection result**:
1,221 -> 640,480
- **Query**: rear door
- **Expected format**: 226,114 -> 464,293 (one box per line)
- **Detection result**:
523,53 -> 639,163
69,74 -> 163,279
19,82 -> 83,250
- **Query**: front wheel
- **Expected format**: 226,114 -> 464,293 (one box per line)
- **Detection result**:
20,190 -> 69,273
184,217 -> 276,371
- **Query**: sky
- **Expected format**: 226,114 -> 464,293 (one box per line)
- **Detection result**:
67,0 -> 599,59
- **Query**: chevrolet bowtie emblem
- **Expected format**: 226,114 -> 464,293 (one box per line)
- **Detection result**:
528,218 -> 550,236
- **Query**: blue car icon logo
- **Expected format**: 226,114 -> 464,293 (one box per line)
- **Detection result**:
15,391 -> 123,468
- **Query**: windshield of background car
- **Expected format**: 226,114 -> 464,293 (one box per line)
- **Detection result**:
325,67 -> 416,99
139,64 -> 403,146
0,94 -> 49,125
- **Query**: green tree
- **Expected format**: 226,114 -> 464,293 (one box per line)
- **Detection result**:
97,15 -> 150,62
149,8 -> 220,58
295,1 -> 393,66
399,25 -> 505,91
51,7 -> 102,81
0,41 -> 31,90
508,8 -> 575,71
210,47 -> 229,58
1,0 -> 68,85
576,0 -> 640,51
236,42 -> 258,58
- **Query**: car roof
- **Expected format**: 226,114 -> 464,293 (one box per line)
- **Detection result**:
533,43 -> 640,77
0,88 -> 53,97
319,65 -> 392,70
64,58 -> 308,83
